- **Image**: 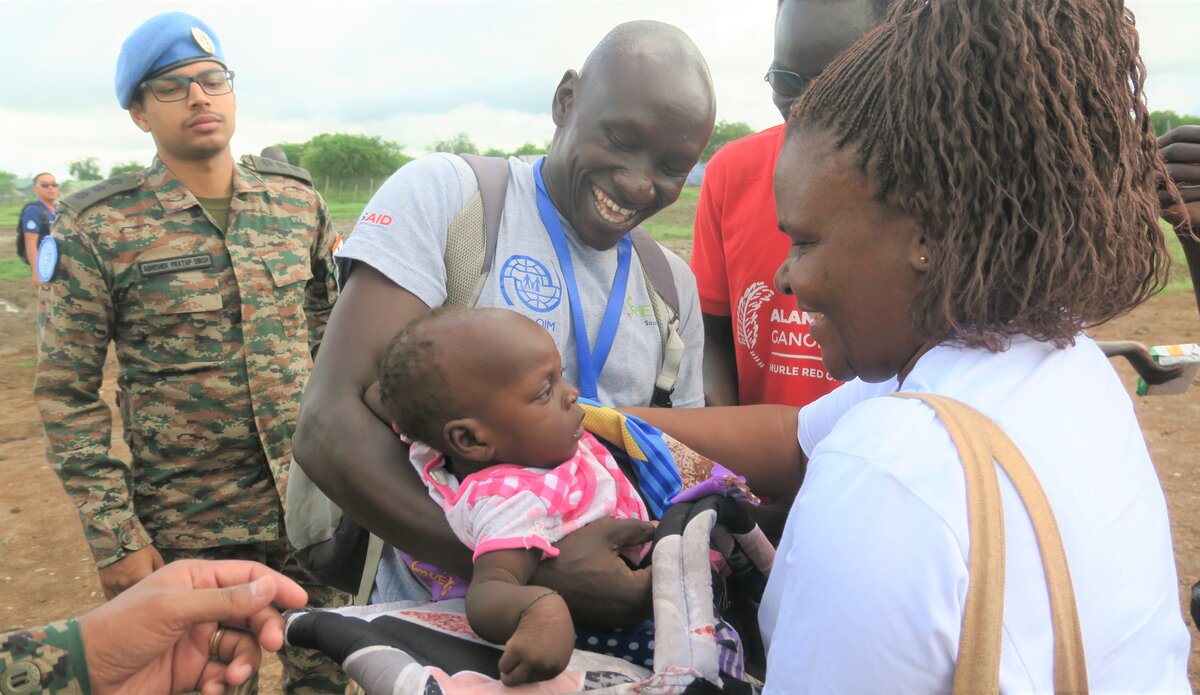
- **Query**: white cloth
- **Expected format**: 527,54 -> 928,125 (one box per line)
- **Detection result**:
762,334 -> 1190,693
336,154 -> 705,409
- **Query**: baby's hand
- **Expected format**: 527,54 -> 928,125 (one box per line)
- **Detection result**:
498,593 -> 575,686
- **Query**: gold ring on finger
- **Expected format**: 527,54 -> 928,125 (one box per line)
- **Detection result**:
208,626 -> 228,662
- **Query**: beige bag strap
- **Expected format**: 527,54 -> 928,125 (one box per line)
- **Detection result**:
893,393 -> 1088,693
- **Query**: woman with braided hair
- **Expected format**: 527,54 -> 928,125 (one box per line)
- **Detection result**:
629,0 -> 1193,690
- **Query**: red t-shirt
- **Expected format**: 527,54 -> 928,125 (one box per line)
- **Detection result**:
691,124 -> 841,407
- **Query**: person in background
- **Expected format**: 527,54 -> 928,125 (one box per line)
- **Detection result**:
691,0 -> 888,409
261,145 -> 289,164
19,172 -> 59,283
34,11 -> 346,694
1160,124 -> 1200,317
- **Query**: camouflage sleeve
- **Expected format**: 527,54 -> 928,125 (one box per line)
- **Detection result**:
34,212 -> 153,569
304,193 -> 339,356
0,619 -> 90,694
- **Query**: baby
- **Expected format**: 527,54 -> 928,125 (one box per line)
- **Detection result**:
376,307 -> 654,686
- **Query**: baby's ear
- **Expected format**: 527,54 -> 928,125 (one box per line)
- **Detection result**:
444,418 -> 494,463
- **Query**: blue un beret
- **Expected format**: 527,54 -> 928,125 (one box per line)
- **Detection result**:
115,12 -> 227,109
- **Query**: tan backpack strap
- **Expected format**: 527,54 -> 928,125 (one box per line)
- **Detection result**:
630,228 -> 682,407
893,393 -> 1087,694
444,155 -> 510,307
355,533 -> 386,606
443,191 -> 487,307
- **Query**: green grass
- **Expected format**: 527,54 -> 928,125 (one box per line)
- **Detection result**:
641,187 -> 700,242
1162,226 -> 1193,296
0,258 -> 29,281
327,200 -> 368,224
0,203 -> 22,231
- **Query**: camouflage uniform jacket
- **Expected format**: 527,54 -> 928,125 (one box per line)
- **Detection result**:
34,155 -> 339,568
0,620 -> 89,694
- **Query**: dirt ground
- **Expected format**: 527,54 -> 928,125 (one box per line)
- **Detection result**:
2,253 -> 1199,690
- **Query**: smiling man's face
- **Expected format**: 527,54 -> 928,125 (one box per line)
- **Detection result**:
542,44 -> 714,251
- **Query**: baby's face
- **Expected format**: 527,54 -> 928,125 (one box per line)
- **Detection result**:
473,323 -> 585,469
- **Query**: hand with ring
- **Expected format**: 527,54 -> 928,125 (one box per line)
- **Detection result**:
77,559 -> 308,695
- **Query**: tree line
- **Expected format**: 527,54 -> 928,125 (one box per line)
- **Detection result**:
4,111 -> 1195,200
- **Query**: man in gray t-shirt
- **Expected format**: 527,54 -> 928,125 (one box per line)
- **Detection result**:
293,20 -> 716,627
337,153 -> 705,410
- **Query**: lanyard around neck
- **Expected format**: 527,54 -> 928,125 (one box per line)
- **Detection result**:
533,157 -> 632,400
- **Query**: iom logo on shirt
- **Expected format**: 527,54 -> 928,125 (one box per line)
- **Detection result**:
499,255 -> 562,313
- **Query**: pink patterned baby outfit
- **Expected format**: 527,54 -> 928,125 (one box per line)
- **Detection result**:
409,431 -> 650,561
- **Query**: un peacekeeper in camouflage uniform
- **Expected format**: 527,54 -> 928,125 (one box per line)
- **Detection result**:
33,12 -> 348,694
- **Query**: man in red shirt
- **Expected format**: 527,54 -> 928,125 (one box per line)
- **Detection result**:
692,0 -> 889,407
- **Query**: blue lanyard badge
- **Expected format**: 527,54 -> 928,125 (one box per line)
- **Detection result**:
532,158 -> 631,400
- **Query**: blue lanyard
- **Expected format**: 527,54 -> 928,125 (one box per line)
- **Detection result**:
533,158 -> 631,400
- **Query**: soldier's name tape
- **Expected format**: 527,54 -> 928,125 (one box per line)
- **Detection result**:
138,253 -> 214,278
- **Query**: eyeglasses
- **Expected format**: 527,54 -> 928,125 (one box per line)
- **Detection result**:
764,69 -> 815,98
139,69 -> 235,103
37,182 -> 59,188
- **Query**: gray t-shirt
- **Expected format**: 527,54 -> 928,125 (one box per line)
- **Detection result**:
336,154 -> 704,408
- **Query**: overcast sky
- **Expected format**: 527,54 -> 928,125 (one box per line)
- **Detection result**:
3,0 -> 1198,180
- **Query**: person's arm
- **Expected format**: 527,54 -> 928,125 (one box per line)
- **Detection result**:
20,206 -> 42,283
467,549 -> 575,686
304,193 -> 339,356
1181,235 -> 1200,317
34,212 -> 163,598
293,263 -> 472,575
624,404 -> 804,498
702,312 -> 740,406
1159,125 -> 1200,317
24,231 -> 40,281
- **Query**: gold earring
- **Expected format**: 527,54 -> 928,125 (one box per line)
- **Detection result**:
919,255 -> 928,264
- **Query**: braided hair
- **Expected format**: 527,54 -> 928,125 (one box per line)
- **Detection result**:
789,0 -> 1178,348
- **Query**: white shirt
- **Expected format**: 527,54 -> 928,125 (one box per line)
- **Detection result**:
761,334 -> 1190,693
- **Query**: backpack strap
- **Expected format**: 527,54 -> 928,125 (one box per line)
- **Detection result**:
892,393 -> 1087,694
631,228 -> 683,408
443,155 -> 510,307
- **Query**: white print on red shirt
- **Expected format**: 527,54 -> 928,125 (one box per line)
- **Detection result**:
736,281 -> 774,367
